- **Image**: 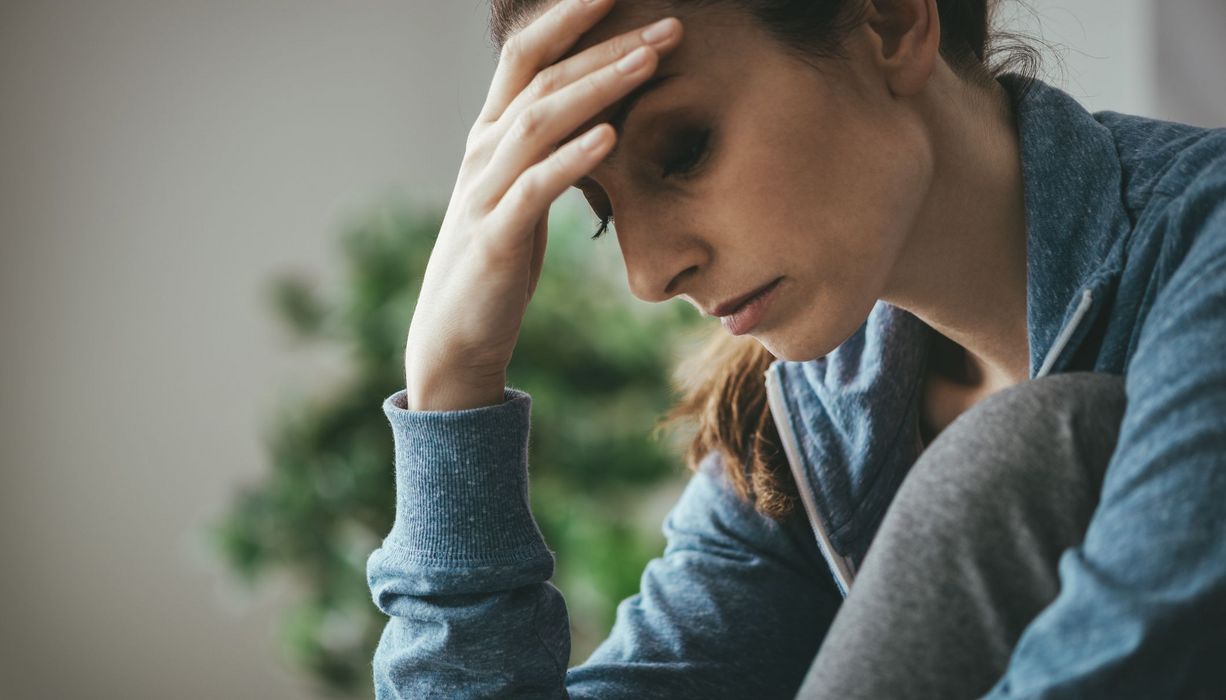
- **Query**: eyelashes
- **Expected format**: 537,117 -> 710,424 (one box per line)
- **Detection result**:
590,126 -> 712,240
590,213 -> 613,240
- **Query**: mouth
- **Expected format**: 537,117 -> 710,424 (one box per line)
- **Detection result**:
717,277 -> 783,336
705,277 -> 783,318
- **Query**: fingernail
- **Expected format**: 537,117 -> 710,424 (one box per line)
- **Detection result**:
617,46 -> 650,73
640,18 -> 676,44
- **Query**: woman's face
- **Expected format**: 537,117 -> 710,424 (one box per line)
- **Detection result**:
552,3 -> 935,361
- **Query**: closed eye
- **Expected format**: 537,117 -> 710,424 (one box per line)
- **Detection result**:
660,126 -> 711,179
575,181 -> 614,240
590,212 -> 613,240
576,124 -> 712,241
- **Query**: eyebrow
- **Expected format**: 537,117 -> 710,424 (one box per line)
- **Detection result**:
573,73 -> 677,189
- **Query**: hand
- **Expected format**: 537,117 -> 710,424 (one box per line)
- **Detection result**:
403,0 -> 683,410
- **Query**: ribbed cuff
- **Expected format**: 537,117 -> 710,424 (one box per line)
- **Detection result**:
380,387 -> 551,567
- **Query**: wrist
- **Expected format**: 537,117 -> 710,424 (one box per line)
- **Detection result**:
405,370 -> 507,412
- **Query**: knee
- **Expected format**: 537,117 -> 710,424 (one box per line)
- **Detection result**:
950,371 -> 1128,461
896,372 -> 1128,533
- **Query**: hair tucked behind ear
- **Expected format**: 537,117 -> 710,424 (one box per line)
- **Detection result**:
489,0 -> 1048,521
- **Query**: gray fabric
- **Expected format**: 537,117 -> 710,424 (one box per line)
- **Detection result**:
797,372 -> 1128,700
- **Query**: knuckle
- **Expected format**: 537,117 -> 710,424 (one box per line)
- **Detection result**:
607,35 -> 636,64
472,122 -> 499,152
513,108 -> 544,141
461,145 -> 490,176
462,142 -> 482,169
500,36 -> 524,66
545,149 -> 569,177
528,67 -> 560,99
464,122 -> 485,151
514,172 -> 541,204
459,147 -> 483,176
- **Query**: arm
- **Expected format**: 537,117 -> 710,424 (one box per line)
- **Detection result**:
983,185 -> 1226,697
366,387 -> 840,699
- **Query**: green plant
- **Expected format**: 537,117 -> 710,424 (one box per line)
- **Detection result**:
209,197 -> 706,695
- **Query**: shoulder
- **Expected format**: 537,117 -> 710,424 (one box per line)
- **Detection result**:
1094,109 -> 1226,206
1094,111 -> 1226,277
1123,141 -> 1226,352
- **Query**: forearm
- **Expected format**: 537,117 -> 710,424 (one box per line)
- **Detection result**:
366,387 -> 568,697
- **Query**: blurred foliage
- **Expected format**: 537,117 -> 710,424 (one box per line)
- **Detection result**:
208,198 -> 707,696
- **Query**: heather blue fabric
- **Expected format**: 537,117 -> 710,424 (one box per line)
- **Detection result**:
366,71 -> 1226,698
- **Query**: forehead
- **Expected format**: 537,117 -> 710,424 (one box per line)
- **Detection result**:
513,2 -> 758,143
561,2 -> 684,57
514,1 -> 744,64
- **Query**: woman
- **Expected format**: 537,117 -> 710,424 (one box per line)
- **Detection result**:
367,0 -> 1226,697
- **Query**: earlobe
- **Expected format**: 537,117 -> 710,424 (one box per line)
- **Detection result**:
864,0 -> 941,97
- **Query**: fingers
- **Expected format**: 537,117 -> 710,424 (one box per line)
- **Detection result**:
480,0 -> 615,123
489,123 -> 615,250
500,16 -> 682,124
472,45 -> 659,210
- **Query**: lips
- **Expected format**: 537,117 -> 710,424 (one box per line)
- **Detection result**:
708,277 -> 783,318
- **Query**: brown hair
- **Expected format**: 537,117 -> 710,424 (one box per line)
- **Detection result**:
488,0 -> 1045,521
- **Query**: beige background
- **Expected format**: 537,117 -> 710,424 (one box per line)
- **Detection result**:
1,1 -> 1221,698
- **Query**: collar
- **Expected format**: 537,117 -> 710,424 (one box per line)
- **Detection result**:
998,72 -> 1133,377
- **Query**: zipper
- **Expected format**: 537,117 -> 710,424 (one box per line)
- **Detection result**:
764,365 -> 856,598
1035,288 -> 1094,378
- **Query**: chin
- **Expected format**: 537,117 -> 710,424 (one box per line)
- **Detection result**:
752,334 -> 824,363
756,303 -> 876,362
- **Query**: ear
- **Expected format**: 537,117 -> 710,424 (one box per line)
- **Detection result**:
863,0 -> 941,96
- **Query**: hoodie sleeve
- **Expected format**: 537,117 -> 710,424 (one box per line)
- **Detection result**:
366,386 -> 841,699
983,171 -> 1226,698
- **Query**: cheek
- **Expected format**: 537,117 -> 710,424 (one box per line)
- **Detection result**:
728,124 -> 908,282
793,112 -> 931,282
727,121 -> 931,360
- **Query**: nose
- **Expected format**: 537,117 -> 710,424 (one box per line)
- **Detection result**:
616,217 -> 707,303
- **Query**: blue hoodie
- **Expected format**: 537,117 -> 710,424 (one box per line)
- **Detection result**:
366,72 -> 1226,698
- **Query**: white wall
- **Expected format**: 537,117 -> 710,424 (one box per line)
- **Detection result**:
998,0 -> 1223,125
0,2 -> 495,698
0,1 -> 1220,698
1152,0 -> 1226,127
997,0 -> 1155,115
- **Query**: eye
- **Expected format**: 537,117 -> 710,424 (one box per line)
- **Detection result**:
590,212 -> 613,240
577,185 -> 614,240
660,126 -> 711,179
581,126 -> 712,241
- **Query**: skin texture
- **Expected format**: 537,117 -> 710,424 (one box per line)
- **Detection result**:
523,0 -> 1032,426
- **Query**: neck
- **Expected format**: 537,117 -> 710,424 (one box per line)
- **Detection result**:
880,61 -> 1031,388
